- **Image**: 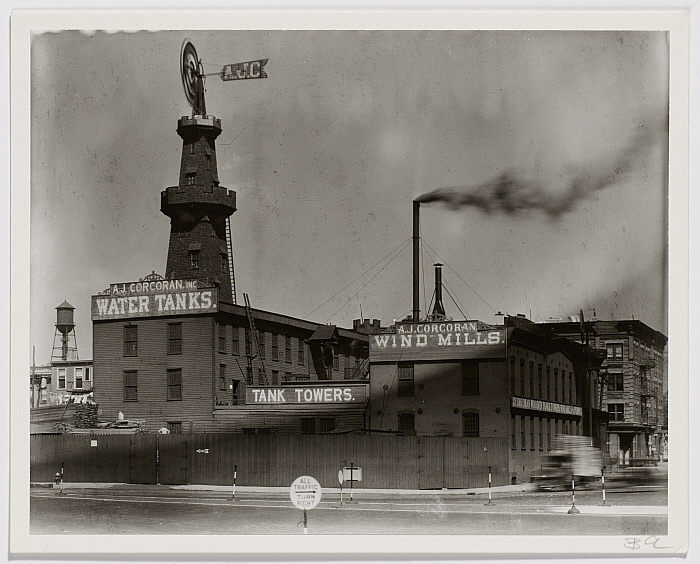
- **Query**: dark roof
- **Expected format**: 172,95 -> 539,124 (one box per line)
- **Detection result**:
56,300 -> 74,310
309,325 -> 339,342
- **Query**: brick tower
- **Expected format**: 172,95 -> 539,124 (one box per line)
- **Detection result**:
161,77 -> 236,304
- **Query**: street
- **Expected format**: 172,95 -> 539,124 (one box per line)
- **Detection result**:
30,483 -> 667,536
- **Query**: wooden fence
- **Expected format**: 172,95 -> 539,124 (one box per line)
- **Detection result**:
31,433 -> 508,489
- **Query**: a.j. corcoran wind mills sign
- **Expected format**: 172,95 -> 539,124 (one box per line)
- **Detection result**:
179,40 -> 268,305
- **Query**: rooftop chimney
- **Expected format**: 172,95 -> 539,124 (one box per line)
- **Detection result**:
413,201 -> 420,322
431,263 -> 446,319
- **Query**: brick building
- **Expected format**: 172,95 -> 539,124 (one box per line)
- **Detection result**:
91,81 -> 370,434
368,306 -> 606,484
538,317 -> 667,464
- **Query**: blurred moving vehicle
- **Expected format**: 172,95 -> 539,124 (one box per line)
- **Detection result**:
530,435 -> 603,491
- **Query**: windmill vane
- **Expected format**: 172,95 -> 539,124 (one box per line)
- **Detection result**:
180,39 -> 269,113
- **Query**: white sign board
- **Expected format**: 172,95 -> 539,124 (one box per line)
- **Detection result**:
290,476 -> 322,510
342,467 -> 362,481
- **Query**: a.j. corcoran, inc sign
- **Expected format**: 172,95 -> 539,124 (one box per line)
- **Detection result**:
370,321 -> 507,362
91,279 -> 217,320
245,385 -> 367,405
511,396 -> 582,416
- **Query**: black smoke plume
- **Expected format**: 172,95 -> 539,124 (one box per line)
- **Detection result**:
415,117 -> 665,219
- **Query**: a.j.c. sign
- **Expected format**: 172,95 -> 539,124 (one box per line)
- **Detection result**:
511,396 -> 582,416
245,385 -> 367,405
370,321 -> 507,362
91,279 -> 217,320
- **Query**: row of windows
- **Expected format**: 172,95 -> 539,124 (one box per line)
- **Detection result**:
510,358 -> 576,404
56,367 -> 91,390
396,412 -> 480,437
396,362 -> 479,398
123,369 -> 182,402
124,323 -> 309,367
510,414 -> 579,450
187,249 -> 228,272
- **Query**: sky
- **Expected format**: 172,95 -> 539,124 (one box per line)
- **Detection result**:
29,29 -> 669,364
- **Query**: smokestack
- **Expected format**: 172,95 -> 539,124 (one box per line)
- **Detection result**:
432,263 -> 446,319
413,201 -> 420,322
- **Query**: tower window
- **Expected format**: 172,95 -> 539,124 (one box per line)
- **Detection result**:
189,250 -> 200,269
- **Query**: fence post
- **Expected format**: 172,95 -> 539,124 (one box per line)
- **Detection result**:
567,474 -> 580,514
231,464 -> 237,501
598,467 -> 607,506
484,465 -> 494,506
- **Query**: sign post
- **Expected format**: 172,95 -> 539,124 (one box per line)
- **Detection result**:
338,470 -> 344,506
290,476 -> 322,534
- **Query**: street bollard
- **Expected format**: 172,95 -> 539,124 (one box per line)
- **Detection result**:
599,468 -> 608,506
484,466 -> 495,506
567,474 -> 580,514
230,465 -> 237,501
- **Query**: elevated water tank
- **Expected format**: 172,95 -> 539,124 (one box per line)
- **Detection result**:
56,300 -> 75,335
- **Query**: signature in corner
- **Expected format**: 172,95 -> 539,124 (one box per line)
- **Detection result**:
624,536 -> 671,550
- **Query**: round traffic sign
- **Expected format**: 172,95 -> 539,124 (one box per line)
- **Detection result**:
290,475 -> 322,510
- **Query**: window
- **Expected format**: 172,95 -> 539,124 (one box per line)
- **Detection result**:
530,417 -> 535,450
537,365 -> 543,398
271,370 -> 279,386
607,343 -> 624,361
301,417 -> 315,434
124,325 -> 138,356
608,403 -> 624,422
258,368 -> 264,385
124,370 -> 137,401
519,359 -> 525,396
511,413 -> 516,449
167,369 -> 182,401
190,250 -> 199,269
510,357 -> 516,395
546,366 -> 551,400
529,362 -> 535,397
219,364 -> 226,390
298,339 -> 305,365
462,413 -> 479,437
167,421 -> 182,434
218,323 -> 226,353
398,413 -> 415,434
74,368 -> 83,389
520,415 -> 526,450
57,368 -> 66,390
285,336 -> 292,363
333,348 -> 339,370
168,323 -> 182,354
84,367 -> 91,381
244,329 -> 251,356
220,252 -> 227,272
319,417 -> 336,433
258,331 -> 265,358
230,380 -> 239,403
607,373 -> 624,392
246,366 -> 253,384
271,333 -> 279,360
461,361 -> 479,395
397,363 -> 414,397
553,369 -> 558,402
568,372 -> 573,403
547,418 -> 552,450
232,327 -> 240,355
538,417 -> 543,451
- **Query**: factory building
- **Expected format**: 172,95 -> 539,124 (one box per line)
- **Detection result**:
91,76 -> 370,434
367,204 -> 607,484
538,317 -> 667,464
